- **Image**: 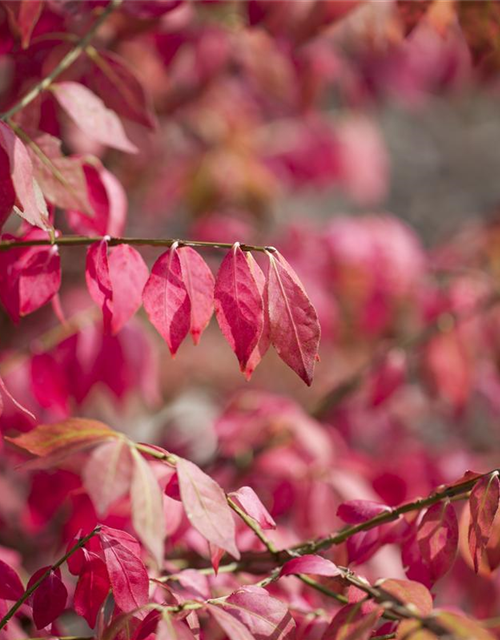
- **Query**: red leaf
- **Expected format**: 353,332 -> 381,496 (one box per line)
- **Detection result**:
266,250 -> 320,385
82,439 -> 133,516
0,122 -> 51,231
417,501 -> 458,583
468,473 -> 500,573
3,0 -> 43,48
243,254 -> 270,380
86,240 -> 113,333
108,245 -> 149,334
19,245 -> 61,316
214,244 -> 263,371
206,603 -> 255,640
74,554 -> 111,628
142,246 -> 191,356
32,570 -> 68,629
51,82 -> 137,154
130,449 -> 166,567
178,247 -> 215,345
0,560 -> 24,600
5,418 -> 117,457
229,486 -> 276,530
280,554 -> 341,578
100,531 -> 149,613
87,50 -> 156,130
176,457 -> 240,560
220,586 -> 295,640
337,500 -> 392,524
322,603 -> 382,640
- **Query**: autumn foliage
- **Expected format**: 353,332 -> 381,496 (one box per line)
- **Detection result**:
1,2 -> 500,640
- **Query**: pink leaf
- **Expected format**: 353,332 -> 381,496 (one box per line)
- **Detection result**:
337,500 -> 392,524
51,82 -> 137,153
206,604 -> 255,640
266,250 -> 320,385
32,570 -> 68,629
220,586 -> 295,640
0,560 -> 24,600
87,50 -> 156,130
108,245 -> 149,334
100,531 -> 149,613
369,349 -> 406,407
178,247 -> 215,345
142,246 -> 191,356
243,254 -> 270,380
280,554 -> 341,578
229,486 -> 276,530
0,122 -> 51,231
176,457 -> 240,560
417,501 -> 458,583
82,439 -> 133,516
322,603 -> 382,640
468,473 -> 500,573
156,616 -> 198,640
130,449 -> 166,567
86,240 -> 113,332
19,245 -> 61,316
74,554 -> 111,628
378,578 -> 433,616
214,244 -> 263,371
0,374 -> 36,421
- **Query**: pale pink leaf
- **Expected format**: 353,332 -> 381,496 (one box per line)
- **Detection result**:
176,457 -> 240,560
214,244 -> 263,371
51,82 -> 137,153
280,554 -> 342,578
82,439 -> 133,516
178,247 -> 215,345
142,246 -> 191,355
0,121 -> 52,231
378,578 -> 433,616
130,448 -> 166,567
266,251 -> 320,385
207,604 -> 255,640
0,374 -> 36,420
108,245 -> 149,334
156,616 -> 198,640
229,486 -> 276,530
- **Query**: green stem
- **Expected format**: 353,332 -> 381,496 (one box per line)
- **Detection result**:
0,0 -> 122,122
0,235 -> 277,254
0,527 -> 101,630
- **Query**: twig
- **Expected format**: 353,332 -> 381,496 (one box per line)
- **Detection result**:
0,235 -> 277,254
0,0 -> 122,122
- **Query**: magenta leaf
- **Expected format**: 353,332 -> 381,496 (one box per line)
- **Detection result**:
100,531 -> 149,613
142,245 -> 191,356
214,244 -> 263,371
51,82 -> 137,153
266,250 -> 320,385
229,486 -> 276,530
417,501 -> 458,583
108,245 -> 149,334
178,247 -> 215,345
0,560 -> 24,600
243,254 -> 270,380
32,569 -> 68,629
206,603 -> 255,640
74,554 -> 111,628
19,245 -> 61,316
468,472 -> 500,573
86,240 -> 113,332
176,457 -> 240,560
337,500 -> 392,524
219,587 -> 295,640
280,554 -> 342,578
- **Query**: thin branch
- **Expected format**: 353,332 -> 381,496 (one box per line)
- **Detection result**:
0,234 -> 277,254
0,527 -> 101,631
0,0 -> 122,122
